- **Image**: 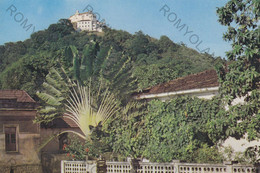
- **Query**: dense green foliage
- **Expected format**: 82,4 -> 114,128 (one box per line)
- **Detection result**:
0,19 -> 222,98
63,97 -> 231,163
104,96 -> 228,163
216,0 -> 260,141
1,2 -> 258,163
65,96 -> 255,163
64,126 -> 112,161
0,19 -> 74,96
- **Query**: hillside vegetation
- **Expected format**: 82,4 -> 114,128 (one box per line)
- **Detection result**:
0,19 -> 223,99
0,19 -> 238,163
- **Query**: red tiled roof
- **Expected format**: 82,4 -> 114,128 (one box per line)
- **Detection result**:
50,117 -> 79,128
0,90 -> 35,103
138,69 -> 219,96
62,116 -> 79,128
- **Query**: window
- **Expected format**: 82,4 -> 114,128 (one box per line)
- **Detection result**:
5,127 -> 17,152
59,133 -> 68,152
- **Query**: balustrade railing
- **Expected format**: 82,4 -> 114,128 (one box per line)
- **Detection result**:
61,160 -> 260,173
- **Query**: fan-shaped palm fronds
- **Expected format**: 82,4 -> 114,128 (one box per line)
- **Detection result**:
64,84 -> 119,138
37,83 -> 120,151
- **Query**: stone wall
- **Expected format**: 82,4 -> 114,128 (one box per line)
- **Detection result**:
42,153 -> 68,173
40,128 -> 83,173
0,164 -> 42,173
40,128 -> 82,154
0,133 -> 41,165
0,165 -> 10,173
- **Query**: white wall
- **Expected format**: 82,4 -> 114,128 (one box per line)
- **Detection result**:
69,12 -> 102,32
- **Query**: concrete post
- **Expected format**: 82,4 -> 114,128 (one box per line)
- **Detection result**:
172,160 -> 180,173
97,159 -> 106,173
224,161 -> 235,173
129,158 -> 139,173
61,160 -> 64,173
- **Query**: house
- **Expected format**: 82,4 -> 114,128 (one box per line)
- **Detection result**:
0,90 -> 82,173
69,10 -> 103,32
134,69 -> 259,153
0,90 -> 42,173
40,118 -> 80,154
134,69 -> 219,101
40,117 -> 83,173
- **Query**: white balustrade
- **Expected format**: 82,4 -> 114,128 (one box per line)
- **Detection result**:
106,162 -> 131,173
137,162 -> 175,173
61,160 -> 96,173
61,160 -> 260,173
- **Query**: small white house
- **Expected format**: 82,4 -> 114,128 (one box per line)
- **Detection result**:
69,10 -> 103,32
134,69 -> 259,154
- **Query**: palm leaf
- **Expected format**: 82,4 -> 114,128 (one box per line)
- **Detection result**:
38,106 -> 57,114
64,84 -> 119,138
36,92 -> 61,106
42,82 -> 62,97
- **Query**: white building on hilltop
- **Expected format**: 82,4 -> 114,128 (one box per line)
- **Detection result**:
69,10 -> 103,32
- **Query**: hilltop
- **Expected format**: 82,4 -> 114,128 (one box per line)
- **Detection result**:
0,19 -> 224,99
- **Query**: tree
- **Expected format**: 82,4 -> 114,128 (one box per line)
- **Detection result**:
216,0 -> 260,140
104,101 -> 148,159
124,31 -> 149,56
80,41 -> 99,81
64,84 -> 119,138
157,35 -> 177,53
36,68 -> 120,152
1,26 -> 222,97
36,67 -> 71,124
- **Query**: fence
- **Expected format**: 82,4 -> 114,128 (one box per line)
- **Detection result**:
61,160 -> 260,173
138,162 -> 175,173
61,160 -> 96,173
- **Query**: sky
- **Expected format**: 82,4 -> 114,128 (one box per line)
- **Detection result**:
0,0 -> 231,58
